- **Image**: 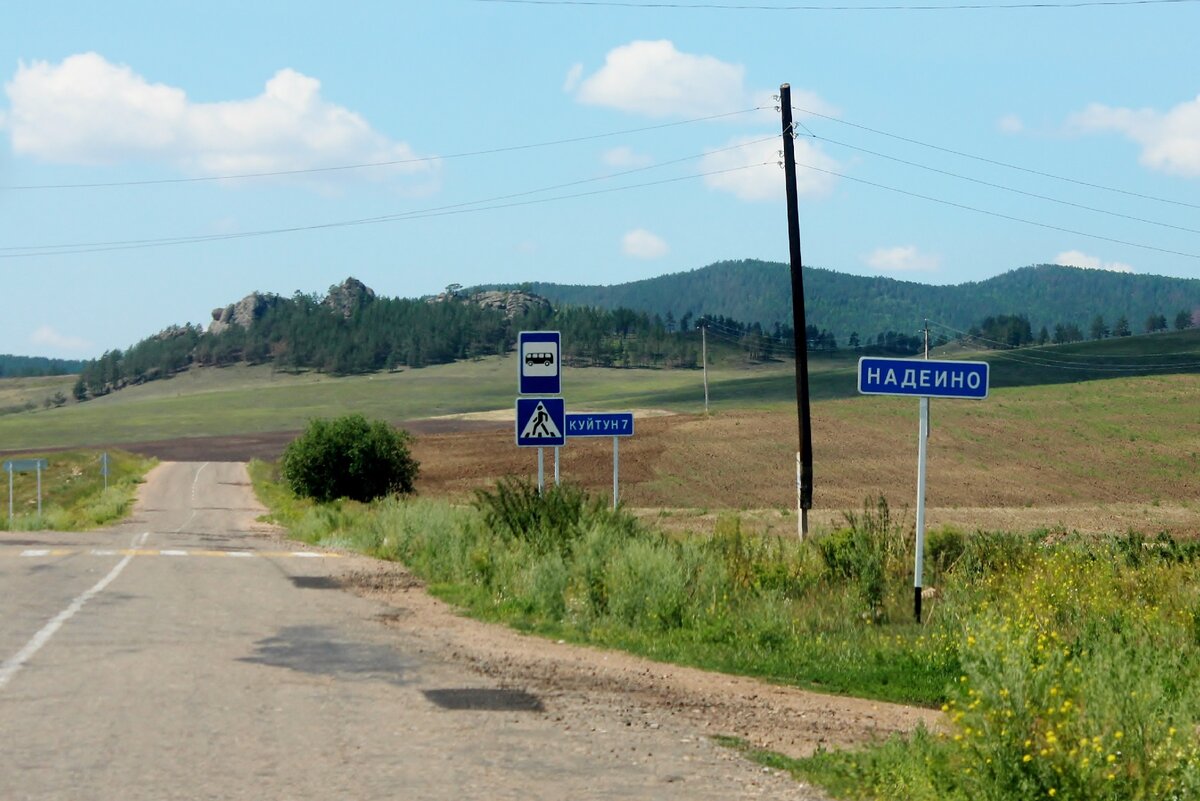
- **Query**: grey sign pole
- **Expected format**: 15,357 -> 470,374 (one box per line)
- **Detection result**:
36,463 -> 42,517
612,437 -> 619,510
537,448 -> 545,494
554,447 -> 560,487
7,467 -> 12,525
914,396 -> 930,622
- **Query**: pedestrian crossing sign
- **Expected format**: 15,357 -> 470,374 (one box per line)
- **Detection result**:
515,397 -> 566,447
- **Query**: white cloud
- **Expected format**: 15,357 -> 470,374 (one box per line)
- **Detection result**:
622,228 -> 669,259
4,52 -> 437,187
602,146 -> 652,168
1053,250 -> 1134,273
701,134 -> 839,201
1069,95 -> 1200,177
574,40 -> 749,118
864,245 -> 941,273
30,325 -> 92,353
998,114 -> 1025,134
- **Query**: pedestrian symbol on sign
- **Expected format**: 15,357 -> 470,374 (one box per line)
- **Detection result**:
516,397 -> 566,447
520,401 -> 562,439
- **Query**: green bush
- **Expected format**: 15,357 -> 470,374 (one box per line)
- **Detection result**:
607,539 -> 688,629
925,525 -> 966,577
817,497 -> 911,617
280,414 -> 419,503
472,476 -> 640,556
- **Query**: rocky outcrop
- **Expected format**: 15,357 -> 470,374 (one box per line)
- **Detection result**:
429,288 -> 552,320
323,277 -> 376,318
209,292 -> 279,335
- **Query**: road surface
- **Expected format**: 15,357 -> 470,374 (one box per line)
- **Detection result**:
0,462 -> 820,800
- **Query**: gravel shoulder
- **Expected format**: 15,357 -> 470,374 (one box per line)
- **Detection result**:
326,556 -> 941,763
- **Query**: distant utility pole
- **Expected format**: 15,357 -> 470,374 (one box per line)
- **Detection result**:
701,319 -> 710,415
780,84 -> 814,539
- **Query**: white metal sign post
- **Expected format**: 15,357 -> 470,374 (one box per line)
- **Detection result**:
566,413 -> 635,509
857,357 -> 989,622
517,331 -> 564,492
4,459 -> 49,524
516,397 -> 566,492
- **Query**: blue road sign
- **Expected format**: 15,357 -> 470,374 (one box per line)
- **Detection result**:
566,413 -> 635,438
3,459 -> 48,473
516,397 -> 566,447
518,330 -> 561,395
858,357 -> 990,399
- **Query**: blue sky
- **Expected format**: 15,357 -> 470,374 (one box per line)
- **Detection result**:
2,0 -> 1198,358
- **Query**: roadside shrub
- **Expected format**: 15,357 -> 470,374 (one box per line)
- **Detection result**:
607,539 -> 688,629
955,529 -> 1038,578
473,476 -> 641,555
925,525 -> 966,577
818,497 -> 911,617
524,552 -> 570,619
707,516 -> 820,599
280,414 -> 418,502
946,553 -> 1200,800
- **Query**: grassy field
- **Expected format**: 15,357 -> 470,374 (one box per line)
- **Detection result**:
0,449 -> 155,530
0,330 -> 1195,451
0,374 -> 76,418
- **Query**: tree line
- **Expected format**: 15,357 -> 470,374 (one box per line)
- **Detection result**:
965,309 -> 1196,350
0,354 -> 85,378
64,283 -> 1200,403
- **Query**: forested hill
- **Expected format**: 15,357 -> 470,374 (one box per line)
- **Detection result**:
503,261 -> 1200,341
0,354 -> 86,378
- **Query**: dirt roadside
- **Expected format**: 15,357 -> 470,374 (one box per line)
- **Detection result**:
320,555 -> 940,764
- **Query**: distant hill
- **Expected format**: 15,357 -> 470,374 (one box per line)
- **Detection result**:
0,354 -> 85,378
498,261 -> 1200,341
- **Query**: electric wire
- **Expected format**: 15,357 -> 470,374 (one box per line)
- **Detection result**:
927,319 -> 1200,367
809,134 -> 1200,237
791,105 -> 1200,211
792,160 -> 1200,259
0,161 -> 774,259
3,136 -> 777,254
1,107 -> 766,191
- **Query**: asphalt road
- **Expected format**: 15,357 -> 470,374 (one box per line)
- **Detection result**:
0,462 -> 815,800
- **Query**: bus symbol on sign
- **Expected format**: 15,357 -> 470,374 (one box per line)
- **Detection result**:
518,331 -> 561,394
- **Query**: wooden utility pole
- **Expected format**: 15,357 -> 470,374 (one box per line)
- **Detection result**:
701,319 -> 710,414
779,84 -> 814,539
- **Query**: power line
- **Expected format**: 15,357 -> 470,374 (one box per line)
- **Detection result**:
472,0 -> 1199,10
927,320 -> 1200,364
792,106 -> 1200,211
980,347 -> 1200,371
811,134 -> 1200,237
1,137 -> 775,255
1,107 -> 765,191
793,160 -> 1200,259
0,161 -> 774,259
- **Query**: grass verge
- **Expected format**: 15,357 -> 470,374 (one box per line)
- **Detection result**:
251,462 -> 1200,799
0,449 -> 155,531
